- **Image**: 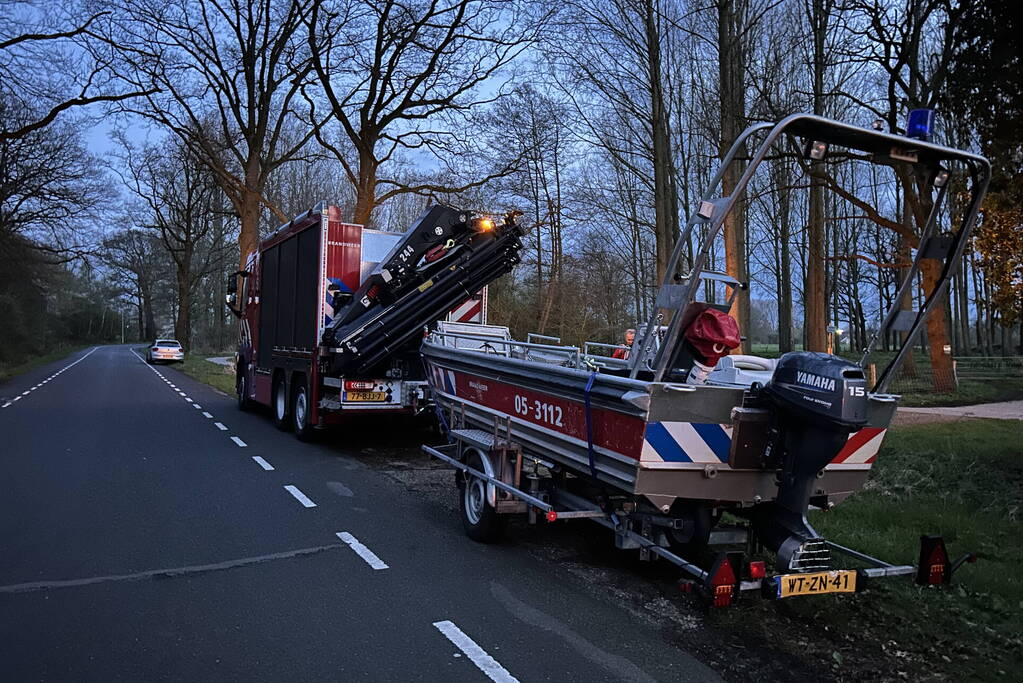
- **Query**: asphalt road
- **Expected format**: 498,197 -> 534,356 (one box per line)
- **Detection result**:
0,345 -> 720,682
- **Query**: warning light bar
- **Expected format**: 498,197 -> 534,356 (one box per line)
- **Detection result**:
907,109 -> 935,142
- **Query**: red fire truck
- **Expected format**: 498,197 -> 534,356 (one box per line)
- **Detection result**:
226,202 -> 524,440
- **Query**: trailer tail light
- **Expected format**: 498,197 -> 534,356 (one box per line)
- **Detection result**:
748,560 -> 766,580
916,535 -> 950,586
708,554 -> 737,608
344,381 -> 376,390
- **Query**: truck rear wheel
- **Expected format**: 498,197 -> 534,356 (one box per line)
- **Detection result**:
272,376 -> 291,431
237,370 -> 255,412
459,450 -> 506,543
292,377 -> 315,442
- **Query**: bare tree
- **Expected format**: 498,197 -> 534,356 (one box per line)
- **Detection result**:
102,226 -> 164,340
115,137 -> 222,349
545,0 -> 679,285
306,0 -> 543,227
0,98 -> 109,260
0,2 -> 155,142
98,0 -> 320,273
830,0 -> 965,389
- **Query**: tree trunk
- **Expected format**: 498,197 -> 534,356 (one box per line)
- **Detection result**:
805,179 -> 827,351
920,257 -> 955,391
646,0 -> 675,286
353,148 -> 379,227
803,0 -> 829,353
238,189 -> 261,275
777,162 -> 793,352
717,0 -> 751,352
140,282 -> 156,340
175,248 -> 193,351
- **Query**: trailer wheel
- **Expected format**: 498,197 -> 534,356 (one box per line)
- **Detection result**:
460,450 -> 506,543
292,377 -> 315,442
272,376 -> 291,431
237,369 -> 254,412
666,503 -> 715,557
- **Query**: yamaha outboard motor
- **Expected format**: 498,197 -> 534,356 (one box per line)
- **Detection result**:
754,352 -> 868,571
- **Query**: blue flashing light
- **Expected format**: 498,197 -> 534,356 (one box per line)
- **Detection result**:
906,109 -> 935,141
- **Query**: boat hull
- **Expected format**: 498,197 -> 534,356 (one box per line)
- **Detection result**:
422,340 -> 895,510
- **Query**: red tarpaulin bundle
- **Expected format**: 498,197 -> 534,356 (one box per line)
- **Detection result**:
684,308 -> 741,365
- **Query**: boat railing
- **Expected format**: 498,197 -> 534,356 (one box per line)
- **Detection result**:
583,341 -> 628,357
431,330 -> 583,368
526,333 -> 562,345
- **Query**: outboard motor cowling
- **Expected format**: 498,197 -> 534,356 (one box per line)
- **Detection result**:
755,352 -> 869,571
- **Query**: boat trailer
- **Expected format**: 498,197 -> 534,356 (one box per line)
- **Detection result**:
423,416 -> 976,607
420,113 -> 988,607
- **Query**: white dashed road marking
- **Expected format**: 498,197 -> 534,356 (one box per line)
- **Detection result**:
336,532 -> 389,570
202,412 -> 213,418
214,423 -> 228,431
432,621 -> 518,683
283,485 -> 316,508
252,456 -> 274,471
230,436 -> 247,447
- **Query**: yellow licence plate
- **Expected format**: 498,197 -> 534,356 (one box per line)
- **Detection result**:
345,391 -> 387,402
777,570 -> 857,598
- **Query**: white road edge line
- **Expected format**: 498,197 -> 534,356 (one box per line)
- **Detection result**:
336,532 -> 389,570
252,456 -> 274,471
202,412 -> 213,418
214,422 -> 228,431
283,485 -> 316,508
230,436 -> 247,447
432,621 -> 518,683
7,347 -> 99,408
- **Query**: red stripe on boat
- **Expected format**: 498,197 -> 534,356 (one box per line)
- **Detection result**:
832,427 -> 884,463
438,368 -> 646,459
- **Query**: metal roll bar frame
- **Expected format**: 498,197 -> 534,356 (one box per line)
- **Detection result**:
629,114 -> 991,393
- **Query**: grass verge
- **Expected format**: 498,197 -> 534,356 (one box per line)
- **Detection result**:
0,344 -> 93,383
720,419 -> 1022,681
898,379 -> 1023,407
147,350 -> 236,396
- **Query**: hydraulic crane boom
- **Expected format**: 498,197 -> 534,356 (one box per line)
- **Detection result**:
322,205 -> 525,375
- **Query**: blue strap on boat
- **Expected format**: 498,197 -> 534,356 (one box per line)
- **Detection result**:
584,371 -> 598,481
584,371 -> 619,526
